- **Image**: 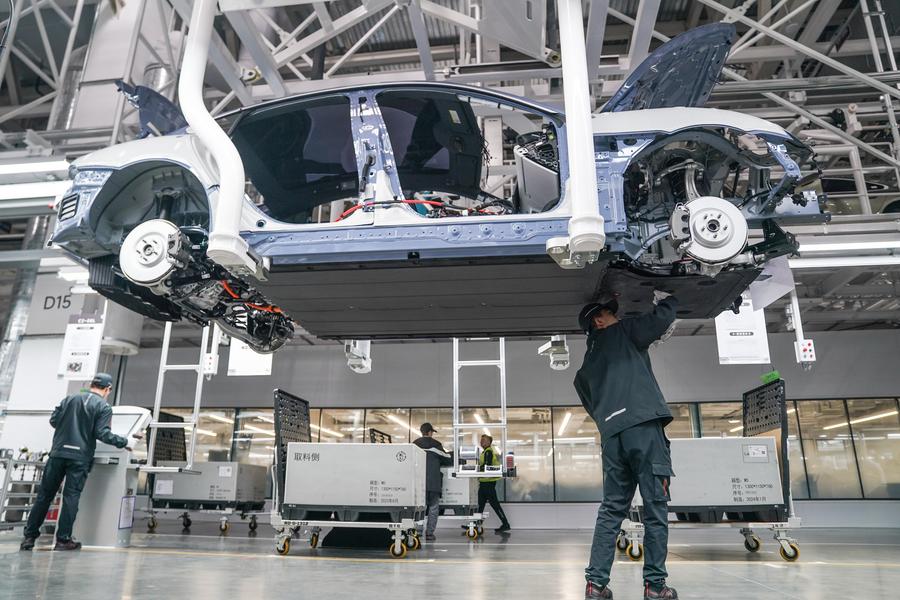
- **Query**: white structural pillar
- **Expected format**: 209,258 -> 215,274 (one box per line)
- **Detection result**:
179,0 -> 257,276
555,0 -> 605,261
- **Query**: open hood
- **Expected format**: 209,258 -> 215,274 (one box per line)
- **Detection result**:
602,22 -> 735,113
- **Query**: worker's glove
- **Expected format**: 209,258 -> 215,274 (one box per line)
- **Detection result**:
653,290 -> 672,305
651,320 -> 679,349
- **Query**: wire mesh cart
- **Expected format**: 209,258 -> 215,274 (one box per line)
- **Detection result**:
619,379 -> 802,562
0,449 -> 59,535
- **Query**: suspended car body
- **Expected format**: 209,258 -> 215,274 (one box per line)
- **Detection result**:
51,24 -> 826,350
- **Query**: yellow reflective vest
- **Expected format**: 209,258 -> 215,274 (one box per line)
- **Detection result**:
478,446 -> 501,483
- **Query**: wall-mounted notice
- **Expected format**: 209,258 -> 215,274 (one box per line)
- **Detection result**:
227,341 -> 273,376
715,297 -> 770,365
58,313 -> 104,380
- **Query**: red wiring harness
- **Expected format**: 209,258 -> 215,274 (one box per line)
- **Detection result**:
220,280 -> 283,314
334,199 -> 491,222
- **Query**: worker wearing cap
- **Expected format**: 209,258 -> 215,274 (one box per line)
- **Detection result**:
20,373 -> 141,552
477,434 -> 511,533
412,422 -> 453,542
575,292 -> 679,600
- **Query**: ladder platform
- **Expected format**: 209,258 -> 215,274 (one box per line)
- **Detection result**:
456,360 -> 502,367
163,364 -> 202,372
139,466 -> 199,474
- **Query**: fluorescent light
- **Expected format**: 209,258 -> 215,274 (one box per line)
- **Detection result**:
557,412 -> 572,436
195,428 -> 216,436
248,452 -> 271,459
256,415 -> 274,423
822,410 -> 899,431
0,180 -> 71,200
206,414 -> 234,424
555,436 -> 596,443
0,158 -> 69,176
386,413 -> 417,435
310,424 -> 344,438
727,419 -> 740,424
729,425 -> 744,433
789,256 -> 900,269
798,240 -> 900,252
69,285 -> 97,295
787,408 -> 796,415
244,424 -> 275,435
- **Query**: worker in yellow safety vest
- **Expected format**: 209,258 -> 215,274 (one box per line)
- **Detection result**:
477,434 -> 511,533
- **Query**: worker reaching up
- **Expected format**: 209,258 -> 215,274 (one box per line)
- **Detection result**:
575,292 -> 679,600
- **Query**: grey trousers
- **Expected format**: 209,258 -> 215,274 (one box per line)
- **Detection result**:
586,419 -> 673,586
425,491 -> 441,536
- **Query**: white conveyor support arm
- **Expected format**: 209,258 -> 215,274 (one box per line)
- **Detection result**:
548,0 -> 605,268
179,0 -> 258,277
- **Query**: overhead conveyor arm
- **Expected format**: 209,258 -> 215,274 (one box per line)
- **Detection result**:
178,0 -> 259,277
547,0 -> 605,269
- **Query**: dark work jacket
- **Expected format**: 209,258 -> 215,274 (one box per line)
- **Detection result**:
573,298 -> 678,439
49,391 -> 128,463
413,436 -> 453,494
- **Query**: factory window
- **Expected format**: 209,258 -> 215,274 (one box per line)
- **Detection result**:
319,409 -> 366,443
845,398 -> 900,499
365,409 -> 414,443
552,406 -> 602,501
698,402 -> 744,437
163,408 -> 236,462
232,409 -> 277,466
797,400 -> 863,499
666,403 -> 695,438
786,402 -> 810,500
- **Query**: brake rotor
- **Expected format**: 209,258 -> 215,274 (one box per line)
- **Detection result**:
119,219 -> 182,286
670,196 -> 748,265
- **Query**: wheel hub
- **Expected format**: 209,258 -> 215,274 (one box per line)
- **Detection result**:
670,196 -> 748,265
119,219 -> 183,286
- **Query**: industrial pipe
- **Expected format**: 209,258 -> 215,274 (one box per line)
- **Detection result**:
178,0 -> 257,276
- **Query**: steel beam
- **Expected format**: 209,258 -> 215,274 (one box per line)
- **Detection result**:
225,9 -> 288,97
274,0 -> 393,67
626,0 -> 661,68
585,0 -> 609,79
324,5 -> 401,78
0,249 -> 58,267
697,0 -> 900,101
407,1 -> 435,81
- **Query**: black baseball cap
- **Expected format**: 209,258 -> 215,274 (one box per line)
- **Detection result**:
578,298 -> 619,334
91,373 -> 114,389
420,422 -> 437,435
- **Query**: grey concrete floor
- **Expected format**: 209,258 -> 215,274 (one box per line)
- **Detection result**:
2,523 -> 899,600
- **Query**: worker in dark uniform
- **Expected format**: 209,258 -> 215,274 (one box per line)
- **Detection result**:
477,434 -> 511,533
412,422 -> 453,541
20,373 -> 138,551
575,292 -> 679,600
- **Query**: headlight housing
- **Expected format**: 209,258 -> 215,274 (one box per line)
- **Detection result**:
73,169 -> 113,187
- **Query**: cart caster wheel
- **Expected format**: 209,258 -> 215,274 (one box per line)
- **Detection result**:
408,534 -> 421,551
465,528 -> 479,541
779,542 -> 800,562
249,518 -> 258,532
477,526 -> 484,536
147,517 -> 157,532
276,538 -> 291,555
309,533 -> 319,548
219,521 -> 230,534
389,542 -> 408,558
626,542 -> 644,561
744,535 -> 761,553
616,534 -> 629,553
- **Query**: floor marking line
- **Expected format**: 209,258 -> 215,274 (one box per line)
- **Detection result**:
705,564 -> 804,600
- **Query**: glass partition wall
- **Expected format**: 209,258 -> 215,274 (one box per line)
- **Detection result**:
163,398 -> 900,501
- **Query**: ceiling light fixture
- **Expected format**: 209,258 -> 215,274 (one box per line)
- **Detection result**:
206,414 -> 234,424
557,412 -> 572,437
822,410 -> 898,431
386,413 -> 418,435
310,423 -> 344,438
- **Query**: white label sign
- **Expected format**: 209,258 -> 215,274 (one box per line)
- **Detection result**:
153,479 -> 174,496
58,313 -> 104,380
714,298 -> 770,365
227,341 -> 273,376
118,495 -> 136,530
218,465 -> 233,478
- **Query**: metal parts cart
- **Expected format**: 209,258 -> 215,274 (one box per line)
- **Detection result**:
0,449 -> 59,535
618,379 -> 802,562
